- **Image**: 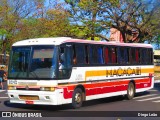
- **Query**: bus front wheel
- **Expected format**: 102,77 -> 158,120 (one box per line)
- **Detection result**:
72,88 -> 83,109
126,82 -> 135,100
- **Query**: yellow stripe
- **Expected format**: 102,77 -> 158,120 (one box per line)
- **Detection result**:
85,68 -> 154,80
141,68 -> 154,73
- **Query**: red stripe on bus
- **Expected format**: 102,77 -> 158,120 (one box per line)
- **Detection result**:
63,77 -> 152,99
63,88 -> 73,99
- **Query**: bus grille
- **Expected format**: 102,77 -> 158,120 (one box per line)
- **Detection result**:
19,95 -> 39,100
17,88 -> 40,91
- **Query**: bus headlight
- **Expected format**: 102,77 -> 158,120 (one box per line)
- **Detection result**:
8,86 -> 17,90
40,87 -> 55,91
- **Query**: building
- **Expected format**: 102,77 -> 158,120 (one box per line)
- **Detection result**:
110,28 -> 139,43
110,28 -> 123,42
154,50 -> 160,66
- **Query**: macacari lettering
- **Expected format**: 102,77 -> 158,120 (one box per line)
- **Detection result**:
106,67 -> 141,77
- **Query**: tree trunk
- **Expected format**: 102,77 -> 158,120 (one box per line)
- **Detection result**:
91,0 -> 98,41
121,31 -> 126,43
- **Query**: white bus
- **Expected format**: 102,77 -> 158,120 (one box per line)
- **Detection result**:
7,37 -> 154,108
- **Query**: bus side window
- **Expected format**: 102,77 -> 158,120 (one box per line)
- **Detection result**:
76,45 -> 85,64
146,49 -> 152,64
117,47 -> 124,64
149,49 -> 153,64
93,46 -> 98,64
73,45 -> 77,65
120,47 -> 129,64
97,46 -> 104,64
117,47 -> 121,64
141,49 -> 146,64
89,46 -> 94,64
129,48 -> 136,64
129,49 -> 131,64
85,45 -> 89,64
89,46 -> 100,64
59,46 -> 72,78
59,47 -> 65,76
66,47 -> 72,69
124,48 -> 129,64
151,49 -> 153,64
135,49 -> 140,63
104,47 -> 109,64
111,47 -> 117,64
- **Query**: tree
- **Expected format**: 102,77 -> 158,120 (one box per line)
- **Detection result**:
108,0 -> 160,43
0,0 -> 72,50
15,1 -> 73,40
0,0 -> 46,51
65,0 -> 160,42
65,0 -> 107,40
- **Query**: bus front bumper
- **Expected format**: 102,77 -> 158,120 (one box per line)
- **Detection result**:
7,90 -> 63,105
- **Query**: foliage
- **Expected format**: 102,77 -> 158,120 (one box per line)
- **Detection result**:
0,0 -> 160,54
0,0 -> 73,53
65,0 -> 108,40
65,0 -> 160,43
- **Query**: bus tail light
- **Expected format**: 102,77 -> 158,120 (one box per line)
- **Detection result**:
40,87 -> 55,91
8,86 -> 17,90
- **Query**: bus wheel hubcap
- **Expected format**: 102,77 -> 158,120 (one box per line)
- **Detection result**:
129,85 -> 133,96
75,93 -> 81,103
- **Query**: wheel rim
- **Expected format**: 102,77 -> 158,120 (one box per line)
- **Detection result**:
75,92 -> 82,104
128,84 -> 134,97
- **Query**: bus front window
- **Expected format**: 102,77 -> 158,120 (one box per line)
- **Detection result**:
8,46 -> 58,79
8,47 -> 30,78
29,46 -> 57,79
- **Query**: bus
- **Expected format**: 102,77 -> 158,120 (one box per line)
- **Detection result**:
7,37 -> 154,108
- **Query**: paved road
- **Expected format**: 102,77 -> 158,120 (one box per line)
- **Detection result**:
1,82 -> 160,120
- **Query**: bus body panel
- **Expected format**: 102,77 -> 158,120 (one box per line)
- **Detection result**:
8,65 -> 153,105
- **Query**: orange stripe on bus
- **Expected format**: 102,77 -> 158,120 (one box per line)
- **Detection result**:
85,68 -> 154,80
141,68 -> 154,73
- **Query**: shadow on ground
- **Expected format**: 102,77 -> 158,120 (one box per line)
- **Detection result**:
3,90 -> 151,112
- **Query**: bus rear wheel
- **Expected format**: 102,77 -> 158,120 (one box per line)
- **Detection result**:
126,82 -> 135,100
72,88 -> 83,109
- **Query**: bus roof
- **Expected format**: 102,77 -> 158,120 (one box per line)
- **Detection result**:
12,37 -> 152,48
12,37 -> 72,46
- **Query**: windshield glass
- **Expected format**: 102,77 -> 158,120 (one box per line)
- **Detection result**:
29,46 -> 56,79
8,47 -> 30,78
8,46 -> 57,79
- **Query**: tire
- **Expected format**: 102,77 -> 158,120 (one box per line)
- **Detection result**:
72,88 -> 83,109
126,82 -> 135,100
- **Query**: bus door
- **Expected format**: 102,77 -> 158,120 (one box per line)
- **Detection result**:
58,44 -> 72,79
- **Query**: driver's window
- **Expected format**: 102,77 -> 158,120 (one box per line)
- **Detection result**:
58,46 -> 72,79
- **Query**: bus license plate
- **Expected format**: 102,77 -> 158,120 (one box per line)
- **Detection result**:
25,101 -> 34,104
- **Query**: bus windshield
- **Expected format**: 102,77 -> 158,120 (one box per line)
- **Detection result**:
8,46 -> 57,79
